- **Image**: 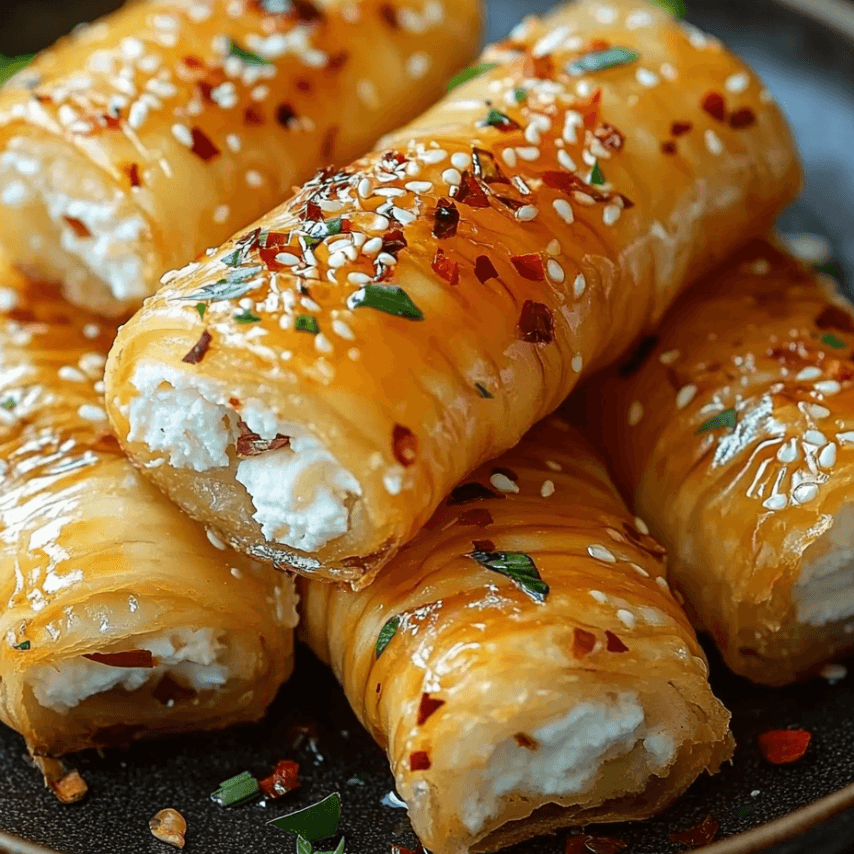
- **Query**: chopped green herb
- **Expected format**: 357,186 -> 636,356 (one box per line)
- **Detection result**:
447,63 -> 499,91
347,285 -> 424,320
221,247 -> 248,268
737,803 -> 754,818
303,235 -> 321,248
475,383 -> 493,399
195,302 -> 207,319
12,640 -> 30,651
183,266 -> 264,302
1,398 -> 14,410
0,54 -> 34,85
485,108 -> 513,128
295,315 -> 319,334
297,837 -> 314,854
696,408 -> 737,434
268,792 -> 341,841
651,0 -> 687,18
228,39 -> 270,66
346,774 -> 366,786
376,615 -> 401,659
469,551 -> 549,602
211,771 -> 260,807
235,310 -> 261,323
566,47 -> 640,76
822,333 -> 845,349
814,259 -> 843,281
513,88 -> 527,103
326,218 -> 343,237
590,161 -> 605,185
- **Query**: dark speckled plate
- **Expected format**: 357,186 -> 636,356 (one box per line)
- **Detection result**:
2,1 -> 854,853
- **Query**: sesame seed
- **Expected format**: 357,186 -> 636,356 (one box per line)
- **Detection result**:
128,101 -> 148,130
357,79 -> 379,108
226,134 -> 241,152
363,237 -> 383,255
83,324 -> 100,339
705,128 -> 724,155
314,333 -> 333,354
820,663 -> 847,683
246,170 -> 264,188
213,205 -> 230,224
58,366 -> 86,382
837,431 -> 854,444
819,443 -> 837,469
377,252 -> 398,266
815,380 -> 841,396
276,252 -> 301,266
171,123 -> 193,147
603,204 -> 621,226
348,272 -> 371,285
590,590 -> 608,603
206,529 -> 226,550
78,404 -> 107,422
420,148 -> 447,164
557,149 -> 577,171
762,494 -> 787,511
515,146 -> 540,161
547,239 -> 561,256
588,544 -> 616,563
524,123 -> 542,145
331,319 -> 354,340
796,366 -> 822,381
327,251 -> 348,268
660,62 -> 677,80
573,273 -> 586,297
659,349 -> 680,364
451,152 -> 470,170
490,472 -> 519,493
656,576 -> 669,590
726,72 -> 750,93
547,259 -> 564,282
516,205 -> 538,222
553,198 -> 574,224
405,180 -> 433,193
617,609 -> 636,628
501,148 -> 518,168
392,208 -> 416,225
570,355 -> 582,372
806,403 -> 831,419
635,67 -> 659,87
628,401 -> 644,426
792,482 -> 819,505
630,563 -> 650,577
545,459 -> 562,471
676,384 -> 697,409
541,479 -> 555,497
406,51 -> 430,78
442,168 -> 462,185
777,440 -> 798,463
805,429 -> 828,445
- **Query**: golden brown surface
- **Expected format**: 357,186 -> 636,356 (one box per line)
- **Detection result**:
300,417 -> 732,854
583,239 -> 854,685
105,0 -> 801,586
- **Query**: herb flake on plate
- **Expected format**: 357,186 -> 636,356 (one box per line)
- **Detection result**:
268,791 -> 341,840
211,771 -> 260,807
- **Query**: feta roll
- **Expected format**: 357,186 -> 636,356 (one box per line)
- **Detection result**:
0,0 -> 481,316
300,417 -> 733,854
0,257 -> 298,758
583,239 -> 854,686
104,0 -> 800,586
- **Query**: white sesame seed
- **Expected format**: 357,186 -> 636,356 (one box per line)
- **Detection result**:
603,204 -> 621,226
573,273 -> 586,297
792,482 -> 819,505
405,181 -> 433,194
617,609 -> 636,628
547,239 -> 561,256
820,663 -> 847,683
490,472 -> 519,493
392,207 -> 416,225
726,72 -> 750,93
83,324 -> 100,339
515,146 -> 540,162
588,544 -> 616,563
406,51 -> 430,79
656,576 -> 669,590
451,151 -> 470,170
501,148 -> 518,168
357,79 -> 379,108
553,198 -> 574,224
819,443 -> 837,469
659,349 -> 680,364
660,62 -> 677,80
630,564 -> 650,578
77,404 -> 107,422
58,366 -> 86,382
226,133 -> 241,152
171,123 -> 193,147
571,354 -> 583,372
524,123 -> 542,146
213,205 -> 230,224
441,168 -> 462,186
206,529 -> 226,550
628,401 -> 644,426
557,149 -> 577,171
590,590 -> 608,603
546,259 -> 565,282
635,67 -> 659,87
516,205 -> 539,222
377,252 -> 398,266
275,252 -> 300,267
805,429 -> 828,445
806,403 -> 831,419
541,480 -> 555,497
419,148 -> 447,164
314,333 -> 333,354
777,439 -> 798,463
246,170 -> 264,188
796,366 -> 822,381
128,101 -> 148,130
837,431 -> 854,444
327,251 -> 348,269
676,384 -> 698,409
705,128 -> 724,155
331,319 -> 354,340
347,272 -> 371,285
363,237 -> 383,256
762,494 -> 787,510
545,459 -> 562,471
815,380 -> 841,396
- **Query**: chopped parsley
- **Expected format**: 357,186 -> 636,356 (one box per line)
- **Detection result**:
12,640 -> 30,651
590,161 -> 605,185
376,615 -> 401,658
447,62 -> 499,91
513,88 -> 527,103
1,397 -> 14,410
228,39 -> 270,66
0,54 -> 34,85
295,315 -> 319,334
347,285 -> 424,320
566,47 -> 640,76
195,302 -> 207,319
651,0 -> 687,18
235,310 -> 261,323
268,791 -> 341,840
469,550 -> 549,602
183,266 -> 264,302
822,333 -> 845,349
696,408 -> 737,434
211,771 -> 260,807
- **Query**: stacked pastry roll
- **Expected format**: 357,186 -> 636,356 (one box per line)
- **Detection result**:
300,416 -> 733,854
105,0 -> 800,587
0,0 -> 481,315
583,239 -> 854,686
0,255 -> 298,758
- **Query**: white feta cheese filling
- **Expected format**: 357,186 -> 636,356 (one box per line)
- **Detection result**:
461,693 -> 647,833
794,506 -> 854,627
128,362 -> 362,551
27,627 -> 229,714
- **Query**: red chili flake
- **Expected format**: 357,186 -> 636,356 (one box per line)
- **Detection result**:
572,628 -> 597,658
456,508 -> 494,527
127,162 -> 141,187
592,122 -> 624,152
328,50 -> 349,70
455,172 -> 490,209
513,732 -> 539,750
511,253 -> 545,282
605,631 -> 629,653
382,229 -> 408,258
432,249 -> 460,285
671,120 -> 693,136
701,91 -> 727,121
472,539 -> 496,552
417,693 -> 446,725
83,650 -> 155,668
758,729 -> 812,764
296,78 -> 312,92
474,255 -> 499,284
661,141 -> 677,155
393,425 -> 417,467
433,198 -> 460,239
183,55 -> 205,69
669,816 -> 720,847
259,759 -> 301,798
472,147 -> 509,184
729,107 -> 757,129
409,751 -> 431,771
496,196 -> 526,212
392,845 -> 427,854
291,0 -> 323,22
87,429 -> 123,455
379,3 -> 398,27
244,104 -> 265,125
448,482 -> 503,504
236,420 -> 290,457
100,112 -> 122,129
542,171 -> 609,202
524,52 -> 555,79
565,835 -> 626,854
816,306 -> 854,333
276,104 -> 297,127
229,397 -> 242,408
152,674 -> 197,705
518,300 -> 555,344
190,127 -> 220,161
182,330 -> 212,364
63,216 -> 91,238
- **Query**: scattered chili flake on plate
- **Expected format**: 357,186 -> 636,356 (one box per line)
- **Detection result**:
758,729 -> 812,764
260,760 -> 301,798
669,815 -> 720,847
